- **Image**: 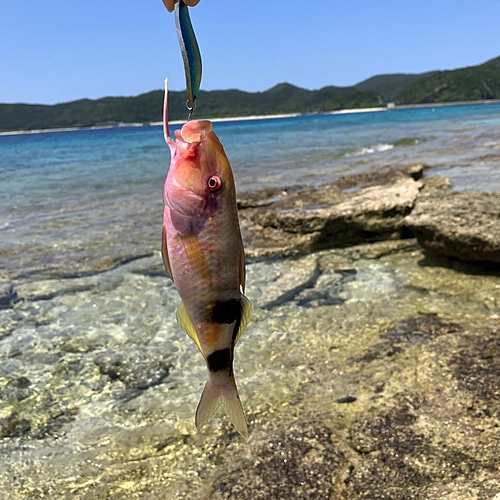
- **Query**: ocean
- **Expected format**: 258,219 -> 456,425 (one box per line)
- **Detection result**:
2,102 -> 500,211
1,103 -> 500,497
1,102 -> 499,279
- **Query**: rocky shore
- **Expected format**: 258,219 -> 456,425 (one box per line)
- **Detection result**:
238,162 -> 500,266
1,163 -> 499,499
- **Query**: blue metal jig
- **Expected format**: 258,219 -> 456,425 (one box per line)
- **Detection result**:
175,0 -> 202,115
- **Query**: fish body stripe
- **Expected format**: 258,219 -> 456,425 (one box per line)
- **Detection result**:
207,348 -> 231,372
209,299 -> 241,324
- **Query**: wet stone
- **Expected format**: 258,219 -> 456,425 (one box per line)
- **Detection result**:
0,281 -> 17,310
355,314 -> 463,363
0,376 -> 32,403
257,256 -> 320,309
210,421 -> 346,500
449,323 -> 500,418
0,413 -> 32,438
94,349 -> 171,391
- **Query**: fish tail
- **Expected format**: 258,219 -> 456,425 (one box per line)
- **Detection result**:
195,372 -> 248,440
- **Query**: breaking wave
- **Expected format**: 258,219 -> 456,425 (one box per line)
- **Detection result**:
345,143 -> 394,157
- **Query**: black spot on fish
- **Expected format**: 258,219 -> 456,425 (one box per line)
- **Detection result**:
210,299 -> 241,325
231,311 -> 242,345
207,348 -> 231,372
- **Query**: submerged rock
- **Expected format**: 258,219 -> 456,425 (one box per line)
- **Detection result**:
1,156 -> 500,498
1,239 -> 499,499
405,176 -> 500,264
257,255 -> 320,309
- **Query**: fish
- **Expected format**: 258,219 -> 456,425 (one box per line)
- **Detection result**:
161,80 -> 252,439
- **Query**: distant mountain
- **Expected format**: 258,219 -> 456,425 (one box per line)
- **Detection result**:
395,57 -> 500,104
354,72 -> 436,101
1,54 -> 499,133
0,84 -> 383,133
485,55 -> 500,67
354,55 -> 500,102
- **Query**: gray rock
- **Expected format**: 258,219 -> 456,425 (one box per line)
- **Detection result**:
0,281 -> 17,309
242,176 -> 421,257
257,256 -> 320,308
93,349 -> 171,391
405,177 -> 500,263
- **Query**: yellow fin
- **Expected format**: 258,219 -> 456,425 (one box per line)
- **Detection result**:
234,294 -> 252,346
176,302 -> 204,356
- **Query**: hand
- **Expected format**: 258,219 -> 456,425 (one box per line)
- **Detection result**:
162,0 -> 201,13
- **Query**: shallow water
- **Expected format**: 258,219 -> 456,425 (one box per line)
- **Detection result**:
1,103 -> 500,497
0,240 -> 498,498
1,103 -> 499,281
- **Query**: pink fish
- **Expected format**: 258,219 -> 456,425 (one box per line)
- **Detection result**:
161,81 -> 252,439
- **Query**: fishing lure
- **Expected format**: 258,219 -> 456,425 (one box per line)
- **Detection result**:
175,0 -> 202,114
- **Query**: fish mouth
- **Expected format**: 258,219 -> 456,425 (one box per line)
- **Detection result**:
177,120 -> 213,144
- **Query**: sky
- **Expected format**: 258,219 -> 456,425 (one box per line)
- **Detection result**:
1,0 -> 500,104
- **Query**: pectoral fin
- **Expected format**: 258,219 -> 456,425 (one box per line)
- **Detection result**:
176,302 -> 204,356
234,294 -> 252,346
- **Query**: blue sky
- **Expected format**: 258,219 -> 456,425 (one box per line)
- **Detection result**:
1,0 -> 499,104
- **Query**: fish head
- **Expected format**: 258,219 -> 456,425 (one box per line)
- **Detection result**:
164,120 -> 236,217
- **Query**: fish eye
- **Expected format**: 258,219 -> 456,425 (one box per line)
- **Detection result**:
207,175 -> 222,192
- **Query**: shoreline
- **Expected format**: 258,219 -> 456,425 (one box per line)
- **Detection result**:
2,99 -> 500,137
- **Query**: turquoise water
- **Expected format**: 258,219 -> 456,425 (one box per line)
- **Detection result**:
1,103 -> 499,221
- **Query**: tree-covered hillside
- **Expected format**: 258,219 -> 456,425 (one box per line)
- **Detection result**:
1,54 -> 499,133
354,72 -> 436,101
0,84 -> 383,133
395,59 -> 500,104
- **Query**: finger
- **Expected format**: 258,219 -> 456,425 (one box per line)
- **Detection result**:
162,0 -> 175,12
162,0 -> 200,13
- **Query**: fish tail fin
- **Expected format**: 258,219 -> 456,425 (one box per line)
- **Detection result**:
195,373 -> 248,440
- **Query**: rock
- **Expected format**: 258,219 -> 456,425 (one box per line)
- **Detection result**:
15,276 -> 100,302
255,177 -> 420,237
0,281 -> 17,309
0,413 -> 32,438
405,177 -> 500,263
94,350 -> 171,391
257,256 -> 320,309
210,421 -> 346,500
240,166 -> 423,258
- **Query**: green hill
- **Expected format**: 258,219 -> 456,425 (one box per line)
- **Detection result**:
354,72 -> 436,101
395,58 -> 500,104
485,55 -> 500,67
0,84 -> 383,133
355,55 -> 500,103
2,54 -> 500,133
